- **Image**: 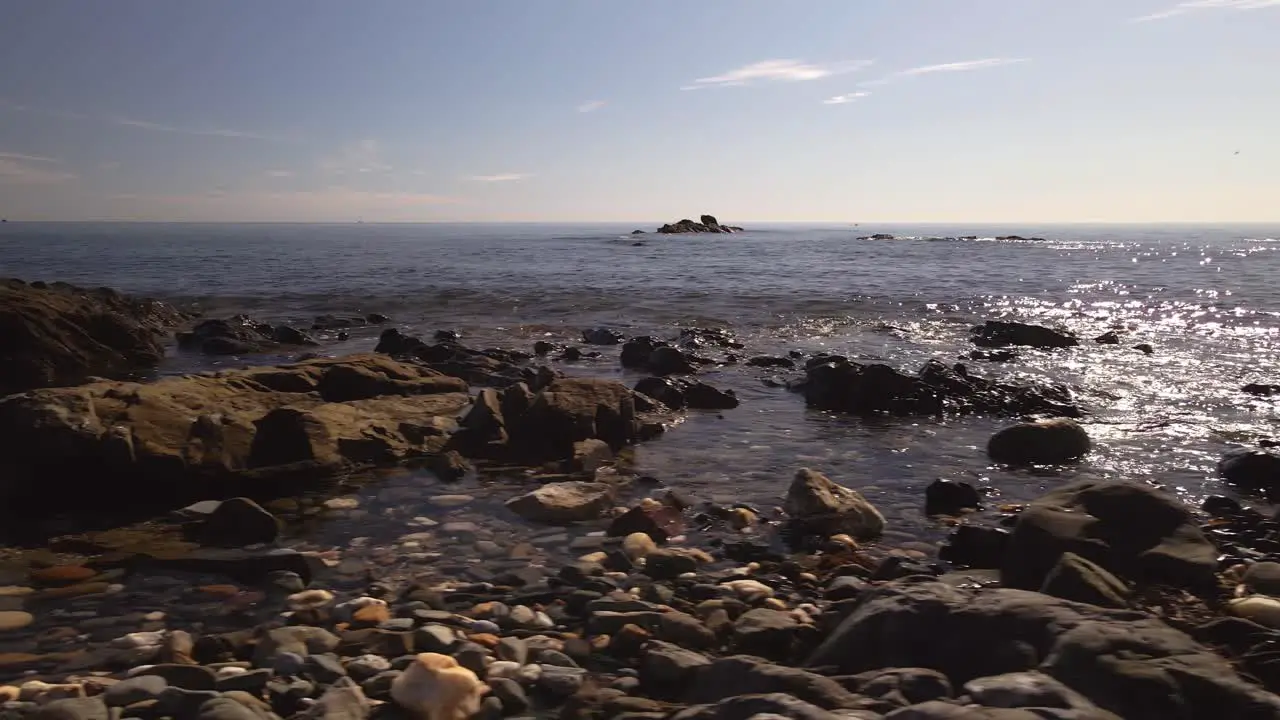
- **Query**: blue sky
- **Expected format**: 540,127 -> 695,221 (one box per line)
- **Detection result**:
0,0 -> 1277,222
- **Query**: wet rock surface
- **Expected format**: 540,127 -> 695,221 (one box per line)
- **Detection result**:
0,279 -> 185,395
176,316 -> 317,356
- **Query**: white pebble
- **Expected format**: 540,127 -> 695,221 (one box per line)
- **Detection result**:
216,667 -> 248,679
112,632 -> 165,649
487,661 -> 522,680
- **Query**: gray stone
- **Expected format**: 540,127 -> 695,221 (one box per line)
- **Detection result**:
29,698 -> 109,720
200,497 -> 282,547
784,468 -> 885,540
850,668 -> 952,706
495,636 -> 528,665
487,677 -> 528,714
252,626 -> 341,667
731,608 -> 800,660
215,668 -> 273,693
640,640 -> 711,692
196,697 -> 270,720
1002,480 -> 1217,591
505,481 -> 615,524
138,664 -> 218,691
413,624 -> 458,653
308,677 -> 370,720
343,654 -> 391,681
104,675 -> 169,707
686,656 -> 862,710
538,665 -> 586,696
1242,561 -> 1280,595
156,687 -> 222,719
305,653 -> 348,684
1040,553 -> 1130,608
359,671 -> 400,702
963,671 -> 1111,714
272,651 -> 306,677
453,642 -> 489,676
538,649 -> 579,668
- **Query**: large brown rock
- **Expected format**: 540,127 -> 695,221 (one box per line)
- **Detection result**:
784,468 -> 885,541
0,279 -> 185,395
0,354 -> 469,510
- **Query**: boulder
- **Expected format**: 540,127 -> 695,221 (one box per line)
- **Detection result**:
925,479 -> 982,516
1218,448 -> 1280,498
582,328 -> 624,346
1001,480 -> 1217,592
505,481 -> 615,524
177,315 -> 316,355
656,216 -> 743,234
1242,383 -> 1280,397
970,321 -> 1079,349
621,337 -> 665,369
1040,553 -> 1130,609
634,377 -> 738,411
805,582 -> 1280,720
649,346 -> 696,375
987,419 -> 1091,465
939,525 -> 1010,569
686,656 -> 862,709
0,354 -> 469,512
198,498 -> 282,547
0,279 -> 185,395
784,468 -> 885,540
801,358 -> 1078,418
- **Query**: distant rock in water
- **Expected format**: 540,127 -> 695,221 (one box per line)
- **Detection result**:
177,315 -> 317,355
657,214 -> 744,234
0,278 -> 186,395
857,233 -> 896,240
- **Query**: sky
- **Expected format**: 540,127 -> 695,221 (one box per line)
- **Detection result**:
0,0 -> 1277,223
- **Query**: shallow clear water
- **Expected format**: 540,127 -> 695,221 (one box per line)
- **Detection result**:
3,221 -> 1280,545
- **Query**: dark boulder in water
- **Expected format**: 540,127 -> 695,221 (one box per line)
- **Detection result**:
1094,330 -> 1122,345
634,376 -> 738,411
925,479 -> 982,515
177,315 -> 317,355
971,320 -> 1079,349
0,278 -> 186,395
800,357 -> 1078,418
582,328 -> 625,345
1243,383 -> 1280,397
988,418 -> 1091,465
1133,343 -> 1155,354
968,349 -> 1018,363
1219,448 -> 1280,498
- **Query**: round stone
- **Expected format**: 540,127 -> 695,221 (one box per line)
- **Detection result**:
0,611 -> 34,631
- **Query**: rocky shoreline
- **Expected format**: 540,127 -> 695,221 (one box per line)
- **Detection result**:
3,279 -> 1280,719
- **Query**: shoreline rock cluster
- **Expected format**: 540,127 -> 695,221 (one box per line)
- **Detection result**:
6,279 -> 1280,719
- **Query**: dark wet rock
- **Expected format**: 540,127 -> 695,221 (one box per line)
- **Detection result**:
746,355 -> 796,368
0,279 -> 185,395
374,329 -> 544,388
1201,494 -> 1243,517
640,640 -> 711,693
135,663 -> 218,691
308,677 -> 369,720
1093,331 -> 1122,345
506,481 -> 615,524
312,315 -> 369,330
196,697 -> 274,720
634,377 -> 738,410
970,320 -> 1079,349
487,677 -> 528,714
731,609 -> 802,659
657,216 -> 743,234
428,449 -> 472,482
621,337 -> 666,369
305,653 -> 348,683
608,500 -> 684,542
197,497 -> 282,547
939,525 -> 1010,569
925,479 -> 982,516
533,340 -> 556,355
1040,553 -> 1130,609
784,468 -> 885,541
582,328 -> 625,345
1219,447 -> 1280,498
0,354 -> 469,513
806,582 -> 1280,720
1133,343 -> 1154,355
1243,383 -> 1280,397
643,549 -> 707,579
433,329 -> 459,343
670,694 -> 866,720
850,667 -> 953,706
178,315 -> 316,355
1002,480 -> 1217,592
802,358 -> 1078,418
987,418 -> 1091,465
825,575 -> 870,601
649,346 -> 696,376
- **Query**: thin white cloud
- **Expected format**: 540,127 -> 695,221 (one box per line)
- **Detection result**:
470,173 -> 529,183
0,151 -> 60,164
823,92 -> 872,105
0,156 -> 77,185
1132,0 -> 1280,21
577,100 -> 606,113
112,117 -> 282,141
319,139 -> 390,175
896,58 -> 1028,77
682,59 -> 872,90
103,188 -> 462,220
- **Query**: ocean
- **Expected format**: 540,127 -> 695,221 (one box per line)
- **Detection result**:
2,221 -> 1279,546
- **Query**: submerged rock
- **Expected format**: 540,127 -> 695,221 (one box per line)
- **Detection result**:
801,358 -> 1078,418
784,468 -> 885,541
177,315 -> 316,355
987,418 -> 1091,465
970,320 -> 1079,349
0,278 -> 185,395
0,354 -> 469,512
505,482 -> 615,524
634,377 -> 738,410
